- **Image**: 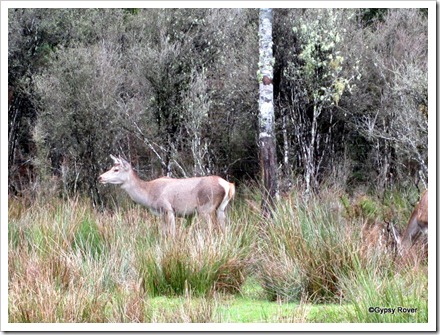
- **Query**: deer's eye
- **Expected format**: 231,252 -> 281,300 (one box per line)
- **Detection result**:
114,168 -> 119,172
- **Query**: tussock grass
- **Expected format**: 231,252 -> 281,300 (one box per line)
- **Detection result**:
255,186 -> 428,321
256,189 -> 358,303
135,216 -> 254,297
8,196 -> 144,322
340,256 -> 428,322
8,195 -> 253,322
8,187 -> 428,323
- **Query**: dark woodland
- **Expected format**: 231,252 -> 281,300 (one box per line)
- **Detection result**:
8,8 -> 428,205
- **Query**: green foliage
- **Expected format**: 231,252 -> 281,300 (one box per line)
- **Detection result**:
12,8 -> 259,202
286,9 -> 359,107
9,8 -> 428,198
33,40 -> 127,205
359,8 -> 388,26
123,8 -> 139,16
8,190 -> 428,324
344,9 -> 428,190
358,197 -> 379,220
274,9 -> 363,192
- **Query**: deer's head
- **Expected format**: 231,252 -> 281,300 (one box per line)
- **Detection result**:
98,154 -> 132,185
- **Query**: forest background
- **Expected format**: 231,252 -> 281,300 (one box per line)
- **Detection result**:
8,8 -> 428,204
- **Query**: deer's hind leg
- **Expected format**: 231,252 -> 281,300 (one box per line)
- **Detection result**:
216,209 -> 226,232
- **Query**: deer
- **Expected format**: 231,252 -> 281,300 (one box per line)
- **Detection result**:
360,220 -> 398,261
98,155 -> 235,235
390,190 -> 428,259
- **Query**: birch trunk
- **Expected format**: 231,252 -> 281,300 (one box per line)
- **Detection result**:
258,8 -> 278,216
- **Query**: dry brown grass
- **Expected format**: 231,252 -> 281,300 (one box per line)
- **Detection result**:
8,188 -> 428,324
8,195 -> 252,322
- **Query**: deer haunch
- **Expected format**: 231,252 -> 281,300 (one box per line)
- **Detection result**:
390,190 -> 428,258
360,221 -> 398,260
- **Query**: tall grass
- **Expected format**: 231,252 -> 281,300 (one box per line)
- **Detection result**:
255,186 -> 428,318
8,195 -> 254,322
8,196 -> 136,322
340,256 -> 428,322
8,186 -> 428,323
135,213 -> 254,297
256,189 -> 359,303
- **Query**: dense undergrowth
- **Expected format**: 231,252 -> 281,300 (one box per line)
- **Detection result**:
7,186 -> 428,323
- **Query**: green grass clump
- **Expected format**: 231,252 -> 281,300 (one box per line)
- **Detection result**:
256,191 -> 358,303
340,257 -> 428,323
73,217 -> 107,259
135,221 -> 253,297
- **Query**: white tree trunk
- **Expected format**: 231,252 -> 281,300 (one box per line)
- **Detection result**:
259,8 -> 278,215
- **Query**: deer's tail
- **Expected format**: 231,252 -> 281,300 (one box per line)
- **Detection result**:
228,182 -> 235,200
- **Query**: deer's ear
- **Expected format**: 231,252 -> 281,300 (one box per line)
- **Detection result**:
110,154 -> 119,163
388,221 -> 401,244
119,156 -> 131,170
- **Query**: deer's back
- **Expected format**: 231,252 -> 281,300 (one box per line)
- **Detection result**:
145,176 -> 227,215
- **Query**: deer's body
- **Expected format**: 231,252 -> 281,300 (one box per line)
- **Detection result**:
98,155 -> 235,234
391,190 -> 428,258
400,190 -> 428,251
120,173 -> 233,218
360,221 -> 398,260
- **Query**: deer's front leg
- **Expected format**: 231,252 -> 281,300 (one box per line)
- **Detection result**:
165,210 -> 176,237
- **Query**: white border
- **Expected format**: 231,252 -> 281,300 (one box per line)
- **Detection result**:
426,1 -> 436,330
0,0 -> 436,9
2,1 -> 436,332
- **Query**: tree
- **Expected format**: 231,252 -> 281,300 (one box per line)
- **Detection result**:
8,9 -> 72,194
343,9 -> 428,190
258,8 -> 278,215
9,8 -> 427,202
364,9 -> 427,189
274,9 -> 360,194
21,8 -> 260,203
121,9 -> 259,179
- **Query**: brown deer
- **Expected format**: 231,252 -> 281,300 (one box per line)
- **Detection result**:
360,220 -> 398,261
98,155 -> 235,235
391,190 -> 428,258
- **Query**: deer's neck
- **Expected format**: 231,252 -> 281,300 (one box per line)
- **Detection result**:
400,211 -> 423,249
121,170 -> 153,207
